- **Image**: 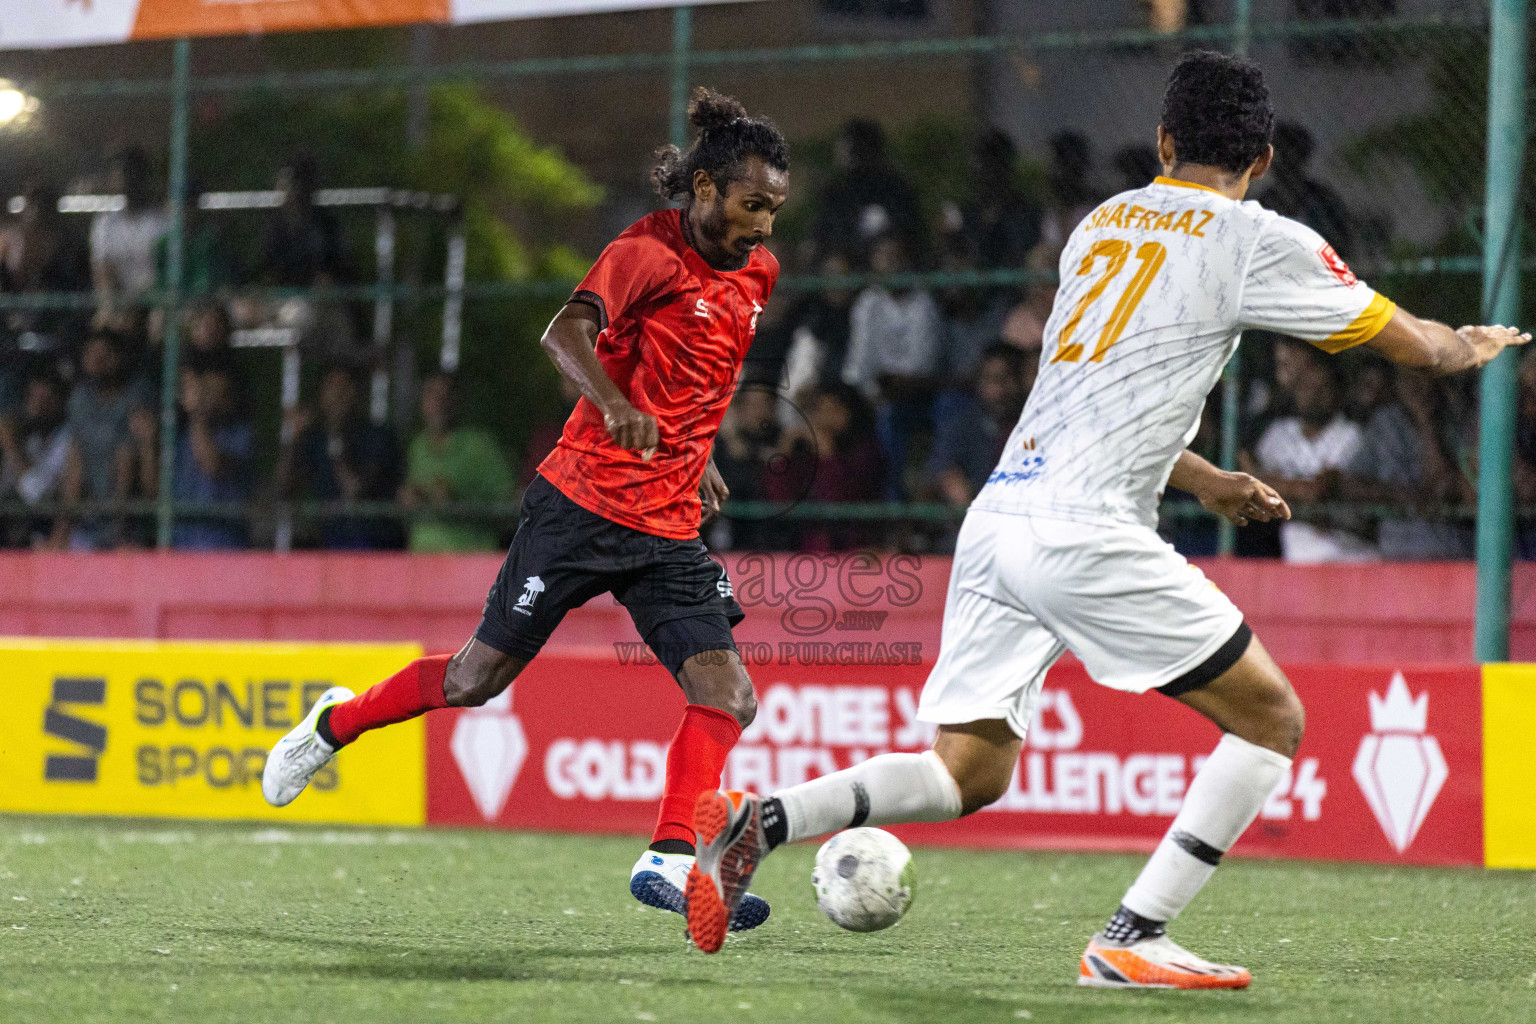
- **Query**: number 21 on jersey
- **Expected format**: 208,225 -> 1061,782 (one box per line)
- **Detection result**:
1051,238 -> 1167,364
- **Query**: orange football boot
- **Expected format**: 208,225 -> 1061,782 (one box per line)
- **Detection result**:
1078,932 -> 1252,989
685,790 -> 768,953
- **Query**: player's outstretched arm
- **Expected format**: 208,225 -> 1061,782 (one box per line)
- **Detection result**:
1365,306 -> 1530,375
1168,450 -> 1291,528
541,301 -> 659,459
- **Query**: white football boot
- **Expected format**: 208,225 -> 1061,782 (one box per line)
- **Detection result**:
261,686 -> 354,807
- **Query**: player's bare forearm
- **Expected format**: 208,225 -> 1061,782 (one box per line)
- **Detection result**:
1168,450 -> 1290,527
700,456 -> 729,522
1365,306 -> 1530,374
540,303 -> 628,413
540,302 -> 659,456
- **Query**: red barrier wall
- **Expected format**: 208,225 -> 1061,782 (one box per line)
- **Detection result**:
1,550 -> 1534,661
427,655 -> 1483,866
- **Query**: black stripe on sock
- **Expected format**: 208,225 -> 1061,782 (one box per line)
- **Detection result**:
761,797 -> 788,850
848,782 -> 871,828
1170,828 -> 1225,866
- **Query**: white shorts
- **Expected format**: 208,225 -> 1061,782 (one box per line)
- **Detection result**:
918,509 -> 1246,738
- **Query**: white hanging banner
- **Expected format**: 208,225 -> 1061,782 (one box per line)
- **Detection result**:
0,0 -> 748,51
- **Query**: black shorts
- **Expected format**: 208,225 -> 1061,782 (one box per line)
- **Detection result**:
474,474 -> 744,677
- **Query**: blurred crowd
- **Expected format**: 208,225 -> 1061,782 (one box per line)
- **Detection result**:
0,146 -> 522,552
0,123 -> 1516,560
714,116 -> 1477,561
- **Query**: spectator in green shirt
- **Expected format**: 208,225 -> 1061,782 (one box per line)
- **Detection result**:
399,372 -> 514,552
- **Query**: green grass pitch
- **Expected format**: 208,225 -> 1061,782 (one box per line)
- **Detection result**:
1,815 -> 1532,1023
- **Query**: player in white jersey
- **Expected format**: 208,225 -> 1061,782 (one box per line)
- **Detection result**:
684,51 -> 1528,984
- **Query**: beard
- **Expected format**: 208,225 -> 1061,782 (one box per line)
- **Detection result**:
698,201 -> 751,270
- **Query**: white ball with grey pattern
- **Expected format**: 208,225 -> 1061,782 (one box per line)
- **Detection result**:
812,827 -> 916,932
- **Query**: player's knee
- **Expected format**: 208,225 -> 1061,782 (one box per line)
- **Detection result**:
677,650 -> 756,727
730,685 -> 757,729
708,675 -> 756,728
1271,689 -> 1306,758
1248,681 -> 1305,759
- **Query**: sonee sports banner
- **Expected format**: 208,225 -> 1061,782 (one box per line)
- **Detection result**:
3,637 -> 1532,869
0,639 -> 424,826
1,1 -> 752,50
425,654 -> 1535,870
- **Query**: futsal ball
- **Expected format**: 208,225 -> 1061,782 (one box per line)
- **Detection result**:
812,827 -> 916,932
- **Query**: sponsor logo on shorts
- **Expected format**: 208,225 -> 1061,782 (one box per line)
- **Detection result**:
514,575 -> 545,615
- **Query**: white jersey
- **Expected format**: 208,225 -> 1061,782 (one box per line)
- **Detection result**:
974,176 -> 1395,529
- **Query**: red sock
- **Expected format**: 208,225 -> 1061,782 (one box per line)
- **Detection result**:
326,654 -> 451,747
652,704 -> 744,848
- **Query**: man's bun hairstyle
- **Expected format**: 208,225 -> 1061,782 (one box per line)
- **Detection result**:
1160,50 -> 1274,175
651,87 -> 789,203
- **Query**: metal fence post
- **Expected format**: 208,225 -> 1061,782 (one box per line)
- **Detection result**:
155,37 -> 191,550
440,226 -> 467,371
370,206 -> 395,425
669,6 -> 693,149
1216,0 -> 1252,556
1474,0 -> 1528,662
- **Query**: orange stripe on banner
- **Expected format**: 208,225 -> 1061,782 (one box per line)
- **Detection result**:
130,0 -> 448,41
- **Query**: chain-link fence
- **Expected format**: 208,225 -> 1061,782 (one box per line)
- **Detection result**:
0,0 -> 1525,564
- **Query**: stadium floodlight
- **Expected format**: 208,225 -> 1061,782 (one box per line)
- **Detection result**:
0,81 -> 39,127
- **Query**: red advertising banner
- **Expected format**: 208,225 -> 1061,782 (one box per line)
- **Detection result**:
426,654 -> 1483,867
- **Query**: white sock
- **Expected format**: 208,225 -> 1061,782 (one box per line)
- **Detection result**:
1121,733 -> 1290,923
774,751 -> 963,845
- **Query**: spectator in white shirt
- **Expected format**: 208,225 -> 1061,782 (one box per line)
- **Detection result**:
0,370 -> 71,547
841,232 -> 941,498
90,146 -> 169,312
1252,341 -> 1375,563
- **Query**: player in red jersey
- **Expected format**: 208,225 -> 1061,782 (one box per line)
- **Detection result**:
261,88 -> 789,933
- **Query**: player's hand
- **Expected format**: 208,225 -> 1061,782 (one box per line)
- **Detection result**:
1457,324 -> 1531,369
603,400 -> 660,461
1196,470 -> 1291,527
700,459 -> 730,523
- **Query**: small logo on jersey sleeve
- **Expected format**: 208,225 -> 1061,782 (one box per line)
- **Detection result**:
1318,243 -> 1358,287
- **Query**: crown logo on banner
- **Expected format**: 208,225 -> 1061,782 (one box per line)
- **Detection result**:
1367,672 -> 1429,733
1352,672 -> 1446,854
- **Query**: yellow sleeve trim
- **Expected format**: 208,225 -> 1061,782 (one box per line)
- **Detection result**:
1313,292 -> 1396,354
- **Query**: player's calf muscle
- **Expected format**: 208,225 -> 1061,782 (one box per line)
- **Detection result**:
442,642 -> 525,707
933,721 -> 1021,814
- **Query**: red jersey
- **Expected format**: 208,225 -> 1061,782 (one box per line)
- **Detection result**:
538,209 -> 779,539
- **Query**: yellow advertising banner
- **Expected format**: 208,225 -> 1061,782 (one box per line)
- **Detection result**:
1482,663 -> 1536,869
0,639 -> 424,827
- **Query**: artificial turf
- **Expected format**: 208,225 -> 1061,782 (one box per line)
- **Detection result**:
0,815 -> 1531,1023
